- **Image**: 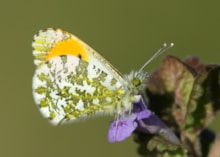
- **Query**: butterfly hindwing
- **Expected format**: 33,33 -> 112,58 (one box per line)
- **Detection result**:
32,28 -> 125,125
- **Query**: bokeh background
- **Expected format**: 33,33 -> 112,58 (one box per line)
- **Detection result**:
0,0 -> 219,156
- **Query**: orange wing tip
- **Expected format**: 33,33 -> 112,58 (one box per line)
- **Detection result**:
46,38 -> 88,61
32,28 -> 89,65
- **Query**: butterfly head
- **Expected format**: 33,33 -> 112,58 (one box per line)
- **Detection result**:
124,70 -> 148,93
123,43 -> 174,96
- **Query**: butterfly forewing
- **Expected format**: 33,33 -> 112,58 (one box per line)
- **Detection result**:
32,28 -> 125,125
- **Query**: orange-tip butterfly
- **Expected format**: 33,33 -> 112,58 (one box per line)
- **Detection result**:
32,28 -> 173,125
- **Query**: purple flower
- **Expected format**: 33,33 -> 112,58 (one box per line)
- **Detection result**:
108,96 -> 180,145
108,99 -> 151,143
108,114 -> 138,143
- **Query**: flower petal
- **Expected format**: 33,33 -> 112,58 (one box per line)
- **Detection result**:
108,115 -> 138,143
136,109 -> 151,120
136,114 -> 181,145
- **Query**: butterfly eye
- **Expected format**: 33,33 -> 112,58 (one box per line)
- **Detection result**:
132,78 -> 141,87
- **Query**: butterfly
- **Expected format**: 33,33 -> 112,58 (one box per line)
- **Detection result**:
32,28 -> 173,125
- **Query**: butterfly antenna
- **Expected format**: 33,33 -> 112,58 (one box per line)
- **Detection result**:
138,43 -> 174,72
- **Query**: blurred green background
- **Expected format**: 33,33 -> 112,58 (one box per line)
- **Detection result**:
0,0 -> 219,156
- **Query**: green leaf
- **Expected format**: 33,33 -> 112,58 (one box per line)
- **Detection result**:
147,136 -> 179,151
134,132 -> 186,157
147,56 -> 195,128
185,64 -> 220,141
145,55 -> 220,157
147,136 -> 188,157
